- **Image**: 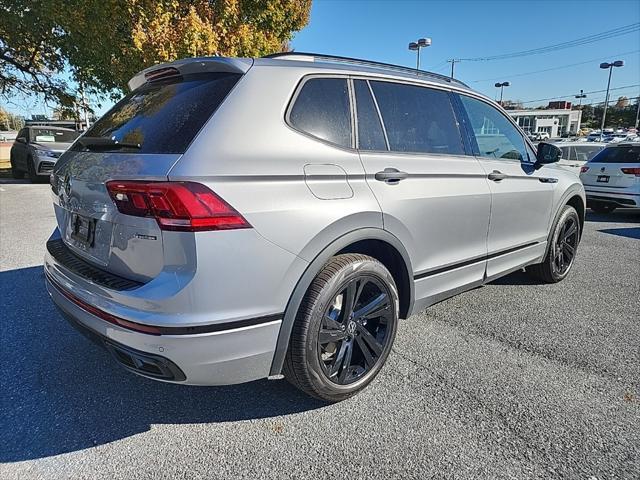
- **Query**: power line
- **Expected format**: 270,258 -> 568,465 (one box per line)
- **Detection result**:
519,84 -> 640,105
468,49 -> 640,83
458,23 -> 639,62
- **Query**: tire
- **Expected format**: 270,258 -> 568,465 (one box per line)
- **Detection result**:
526,205 -> 581,283
26,156 -> 37,182
284,254 -> 399,402
10,154 -> 25,179
589,202 -> 616,214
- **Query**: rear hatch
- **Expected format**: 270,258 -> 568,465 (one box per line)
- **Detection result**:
51,63 -> 247,282
581,144 -> 640,189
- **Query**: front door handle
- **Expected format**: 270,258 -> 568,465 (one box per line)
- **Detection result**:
488,170 -> 507,181
375,168 -> 409,184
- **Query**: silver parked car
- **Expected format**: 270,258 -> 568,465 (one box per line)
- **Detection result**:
557,142 -> 606,175
45,53 -> 585,401
10,126 -> 80,181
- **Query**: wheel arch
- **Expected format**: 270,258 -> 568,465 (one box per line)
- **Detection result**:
269,228 -> 414,376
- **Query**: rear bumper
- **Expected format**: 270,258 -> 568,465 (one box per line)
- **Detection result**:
46,272 -> 283,385
585,188 -> 639,207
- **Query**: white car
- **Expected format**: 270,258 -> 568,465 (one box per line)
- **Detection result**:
557,142 -> 606,175
580,143 -> 640,213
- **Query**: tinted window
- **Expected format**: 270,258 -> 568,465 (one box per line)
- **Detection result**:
369,81 -> 464,155
289,78 -> 352,148
591,145 -> 640,163
559,146 -> 575,161
575,145 -> 605,162
354,80 -> 387,151
459,95 -> 529,161
32,128 -> 79,143
75,72 -> 241,154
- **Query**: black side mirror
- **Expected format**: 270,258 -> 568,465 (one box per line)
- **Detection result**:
534,142 -> 562,169
15,136 -> 27,144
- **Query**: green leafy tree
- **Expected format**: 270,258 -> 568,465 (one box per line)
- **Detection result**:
0,0 -> 311,108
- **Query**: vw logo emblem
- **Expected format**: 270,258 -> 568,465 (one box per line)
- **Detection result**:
600,167 -> 606,172
347,321 -> 357,335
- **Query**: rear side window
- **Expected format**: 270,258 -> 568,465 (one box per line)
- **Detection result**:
590,145 -> 639,163
289,78 -> 352,148
354,80 -> 387,151
575,145 -> 604,162
75,72 -> 241,154
369,81 -> 464,155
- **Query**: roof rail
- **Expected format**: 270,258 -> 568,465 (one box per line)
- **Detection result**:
263,52 -> 469,88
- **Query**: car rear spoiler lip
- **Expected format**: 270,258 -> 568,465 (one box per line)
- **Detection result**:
127,57 -> 254,91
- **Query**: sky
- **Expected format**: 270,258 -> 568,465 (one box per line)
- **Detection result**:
4,0 -> 640,118
290,0 -> 640,107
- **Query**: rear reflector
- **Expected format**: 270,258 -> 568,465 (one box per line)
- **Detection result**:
48,274 -> 162,335
106,181 -> 250,232
580,166 -> 589,173
621,167 -> 640,176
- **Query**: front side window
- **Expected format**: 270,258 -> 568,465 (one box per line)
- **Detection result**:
459,95 -> 528,162
289,78 -> 352,148
369,81 -> 464,155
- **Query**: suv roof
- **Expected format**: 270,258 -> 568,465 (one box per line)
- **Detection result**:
260,52 -> 470,89
128,53 -> 475,95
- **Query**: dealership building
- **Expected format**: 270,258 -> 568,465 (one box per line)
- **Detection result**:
506,102 -> 582,137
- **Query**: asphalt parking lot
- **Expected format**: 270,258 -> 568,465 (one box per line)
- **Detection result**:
1,181 -> 639,480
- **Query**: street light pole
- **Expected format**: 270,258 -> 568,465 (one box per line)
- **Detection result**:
495,81 -> 510,106
408,38 -> 432,72
599,60 -> 624,140
575,89 -> 586,108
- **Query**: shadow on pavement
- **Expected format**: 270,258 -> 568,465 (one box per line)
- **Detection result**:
598,227 -> 640,240
0,266 -> 326,463
586,209 -> 640,224
487,269 -> 546,286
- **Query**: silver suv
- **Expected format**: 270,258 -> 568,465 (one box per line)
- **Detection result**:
45,53 -> 585,401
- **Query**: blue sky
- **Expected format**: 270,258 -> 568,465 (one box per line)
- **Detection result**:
291,0 -> 640,107
5,0 -> 640,118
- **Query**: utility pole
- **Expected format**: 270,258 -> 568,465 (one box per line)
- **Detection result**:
575,89 -> 586,108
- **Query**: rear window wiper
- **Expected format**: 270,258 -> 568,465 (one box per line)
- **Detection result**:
77,137 -> 141,150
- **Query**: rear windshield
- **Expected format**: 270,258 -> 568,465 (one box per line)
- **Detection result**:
590,145 -> 640,163
32,128 -> 79,143
74,72 -> 241,154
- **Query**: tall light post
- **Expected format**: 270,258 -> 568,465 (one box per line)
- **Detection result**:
495,81 -> 510,106
575,89 -> 586,108
599,60 -> 624,140
408,38 -> 431,71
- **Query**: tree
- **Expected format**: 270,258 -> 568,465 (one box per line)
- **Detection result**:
0,107 -> 9,130
0,0 -> 311,108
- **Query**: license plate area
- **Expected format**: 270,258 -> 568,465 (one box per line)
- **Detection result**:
597,175 -> 610,183
70,213 -> 97,247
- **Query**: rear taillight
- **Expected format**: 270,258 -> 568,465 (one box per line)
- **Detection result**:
106,181 -> 251,232
580,166 -> 589,173
621,167 -> 640,177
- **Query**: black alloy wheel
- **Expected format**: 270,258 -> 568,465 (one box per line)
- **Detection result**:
551,215 -> 579,277
318,276 -> 393,385
284,254 -> 399,402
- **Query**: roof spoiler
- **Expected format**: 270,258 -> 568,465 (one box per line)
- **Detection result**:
127,57 -> 253,91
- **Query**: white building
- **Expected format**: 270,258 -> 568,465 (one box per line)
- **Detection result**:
507,109 -> 582,137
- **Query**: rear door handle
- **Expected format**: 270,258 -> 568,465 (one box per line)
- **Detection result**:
375,168 -> 409,184
488,170 -> 507,181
